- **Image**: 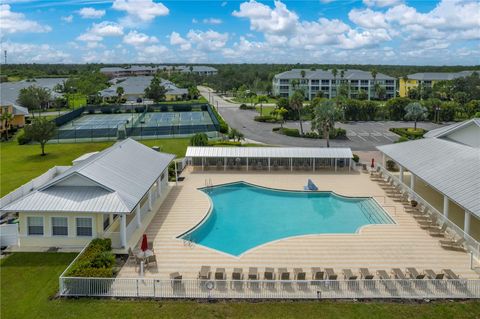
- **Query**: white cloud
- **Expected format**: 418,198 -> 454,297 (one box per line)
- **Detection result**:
123,30 -> 158,46
61,15 -> 73,23
348,8 -> 388,29
78,7 -> 105,19
187,29 -> 229,51
0,41 -> 69,63
136,45 -> 170,62
0,4 -> 51,34
192,18 -> 198,24
221,1 -> 227,6
233,0 -> 298,35
169,31 -> 191,51
77,21 -> 124,45
112,0 -> 169,26
363,0 -> 403,7
203,18 -> 222,25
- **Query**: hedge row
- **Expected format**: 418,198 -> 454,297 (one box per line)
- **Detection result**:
389,127 -> 427,140
273,127 -> 347,139
66,238 -> 115,278
254,115 -> 281,123
210,106 -> 229,133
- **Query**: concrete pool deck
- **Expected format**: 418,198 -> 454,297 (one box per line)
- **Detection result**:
118,168 -> 477,280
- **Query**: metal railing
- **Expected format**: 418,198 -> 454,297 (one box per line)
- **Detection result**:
376,165 -> 480,261
59,277 -> 480,299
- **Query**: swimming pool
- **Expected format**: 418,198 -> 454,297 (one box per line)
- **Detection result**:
179,182 -> 394,256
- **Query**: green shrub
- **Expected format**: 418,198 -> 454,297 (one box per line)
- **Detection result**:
389,127 -> 426,140
17,129 -> 31,145
210,106 -> 228,133
352,154 -> 360,163
386,160 -> 397,171
278,127 -> 300,137
209,141 -> 242,146
254,115 -> 278,123
333,128 -> 347,138
272,127 -> 281,132
66,238 -> 114,278
395,136 -> 409,143
239,103 -> 255,110
190,132 -> 209,146
303,131 -> 320,139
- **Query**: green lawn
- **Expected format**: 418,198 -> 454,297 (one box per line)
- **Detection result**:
1,253 -> 480,319
0,138 -> 190,196
232,96 -> 277,104
66,93 -> 87,108
255,105 -> 276,116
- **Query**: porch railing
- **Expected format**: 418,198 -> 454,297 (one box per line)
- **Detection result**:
376,164 -> 480,263
59,277 -> 480,299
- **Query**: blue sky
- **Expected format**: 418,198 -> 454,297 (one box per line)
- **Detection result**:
1,0 -> 479,65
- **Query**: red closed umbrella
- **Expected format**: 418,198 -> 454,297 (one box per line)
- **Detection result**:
141,234 -> 148,252
371,158 -> 375,169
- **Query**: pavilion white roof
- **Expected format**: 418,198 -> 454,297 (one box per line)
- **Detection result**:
377,138 -> 480,217
1,139 -> 175,214
186,146 -> 353,159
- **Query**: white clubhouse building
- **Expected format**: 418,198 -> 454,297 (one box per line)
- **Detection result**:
0,139 -> 174,251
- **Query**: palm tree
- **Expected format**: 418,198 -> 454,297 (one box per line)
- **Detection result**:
331,68 -> 338,98
404,102 -> 428,130
189,65 -> 194,73
311,99 -> 341,147
1,111 -> 14,140
257,95 -> 268,116
290,90 -> 305,135
371,69 -> 378,100
116,86 -> 124,103
300,70 -> 306,78
402,75 -> 409,97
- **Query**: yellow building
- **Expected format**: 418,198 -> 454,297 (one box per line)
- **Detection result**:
0,104 -> 29,136
399,71 -> 474,97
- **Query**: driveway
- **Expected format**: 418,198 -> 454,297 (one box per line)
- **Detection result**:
199,86 -> 448,151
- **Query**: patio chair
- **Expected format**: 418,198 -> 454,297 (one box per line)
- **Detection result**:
442,269 -> 460,280
428,223 -> 448,237
145,254 -> 157,268
294,268 -> 306,280
391,268 -> 407,279
343,269 -> 358,280
232,268 -> 243,280
311,267 -> 324,281
264,267 -> 275,280
169,272 -> 182,288
148,241 -> 154,251
324,268 -> 337,280
376,270 -> 391,280
377,270 -> 397,291
248,267 -> 259,280
406,268 -> 425,279
278,268 -> 290,280
215,268 -> 226,280
199,266 -> 211,279
359,268 -> 374,280
440,237 -> 466,251
424,269 -> 444,279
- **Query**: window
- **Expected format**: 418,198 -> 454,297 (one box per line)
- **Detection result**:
27,217 -> 44,235
52,217 -> 68,236
76,218 -> 92,237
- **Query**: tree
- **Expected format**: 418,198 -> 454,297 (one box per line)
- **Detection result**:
116,86 -> 124,103
371,68 -> 378,99
17,86 -> 52,115
144,78 -> 167,102
404,102 -> 428,130
257,95 -> 268,115
228,128 -> 245,142
24,117 -> 57,156
358,89 -> 368,101
311,99 -> 341,147
386,97 -> 411,120
1,111 -> 14,140
190,132 -> 209,146
289,90 -> 305,135
331,68 -> 338,98
271,107 -> 288,128
188,86 -> 200,100
465,100 -> 480,118
300,70 -> 306,78
376,85 -> 386,100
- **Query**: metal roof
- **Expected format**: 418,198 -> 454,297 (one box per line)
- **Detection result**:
99,76 -> 187,97
1,138 -> 175,214
424,118 -> 480,139
186,147 -> 353,159
407,71 -> 475,81
0,78 -> 66,107
274,69 -> 395,81
377,139 -> 480,217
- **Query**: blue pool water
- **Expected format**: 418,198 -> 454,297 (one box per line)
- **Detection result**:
180,182 -> 394,256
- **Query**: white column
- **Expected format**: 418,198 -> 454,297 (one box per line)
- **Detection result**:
382,153 -> 386,167
136,206 -> 141,227
334,158 -> 337,172
464,211 -> 471,235
348,158 -> 351,172
246,157 -> 249,171
201,157 -> 204,171
157,176 -> 162,196
290,158 -> 293,172
268,157 -> 271,172
174,161 -> 178,186
224,157 -> 226,171
443,195 -> 449,219
313,158 -> 315,172
109,214 -> 113,225
399,166 -> 404,183
148,188 -> 152,211
410,173 -> 415,190
120,214 -> 127,248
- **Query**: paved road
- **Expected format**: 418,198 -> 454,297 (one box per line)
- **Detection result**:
199,86 -> 448,151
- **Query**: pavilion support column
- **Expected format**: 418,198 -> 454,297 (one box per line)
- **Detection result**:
313,158 -> 315,172
246,157 -> 248,171
201,157 -> 204,171
348,158 -> 351,172
290,158 -> 293,172
148,188 -> 152,211
410,173 -> 415,191
136,206 -> 141,227
443,195 -> 449,219
382,153 -> 386,167
334,158 -> 337,172
157,176 -> 162,197
268,157 -> 271,172
224,157 -> 226,171
464,211 -> 471,235
174,160 -> 178,186
399,166 -> 404,183
120,215 -> 127,248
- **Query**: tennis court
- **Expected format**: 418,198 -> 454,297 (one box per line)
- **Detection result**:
143,111 -> 213,126
59,113 -> 140,130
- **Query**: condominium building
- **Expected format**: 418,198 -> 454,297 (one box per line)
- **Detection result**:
100,65 -> 218,78
272,69 -> 396,100
399,71 -> 475,97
